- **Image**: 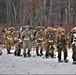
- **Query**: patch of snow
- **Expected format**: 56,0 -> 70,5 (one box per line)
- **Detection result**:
0,48 -> 76,74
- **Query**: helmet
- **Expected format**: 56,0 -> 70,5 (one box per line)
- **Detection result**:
25,25 -> 29,29
61,29 -> 66,33
39,26 -> 43,29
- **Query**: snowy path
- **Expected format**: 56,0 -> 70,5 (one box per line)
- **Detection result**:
0,48 -> 76,74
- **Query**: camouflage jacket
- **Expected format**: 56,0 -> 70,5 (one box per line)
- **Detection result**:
57,35 -> 68,46
22,30 -> 34,42
47,33 -> 55,45
36,31 -> 44,42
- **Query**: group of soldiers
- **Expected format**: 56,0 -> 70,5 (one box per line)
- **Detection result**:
2,25 -> 76,64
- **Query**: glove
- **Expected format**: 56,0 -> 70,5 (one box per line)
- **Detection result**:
33,38 -> 35,40
57,46 -> 59,48
22,36 -> 25,38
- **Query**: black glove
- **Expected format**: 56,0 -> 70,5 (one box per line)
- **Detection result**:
22,36 -> 25,38
57,46 -> 59,48
33,38 -> 35,40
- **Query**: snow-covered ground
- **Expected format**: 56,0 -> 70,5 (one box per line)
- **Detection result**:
0,47 -> 76,74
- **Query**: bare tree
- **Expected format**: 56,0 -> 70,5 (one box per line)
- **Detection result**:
0,0 -> 76,30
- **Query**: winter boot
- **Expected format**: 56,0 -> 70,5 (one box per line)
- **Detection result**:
72,61 -> 76,64
64,59 -> 68,63
58,58 -> 63,62
14,51 -> 17,56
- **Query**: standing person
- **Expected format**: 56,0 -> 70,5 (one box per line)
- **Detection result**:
45,29 -> 56,58
5,28 -> 13,54
22,25 -> 34,57
57,30 -> 68,62
71,28 -> 76,64
14,31 -> 22,56
36,26 -> 44,56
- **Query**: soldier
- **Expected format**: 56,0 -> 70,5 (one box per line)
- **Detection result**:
5,28 -> 13,54
36,26 -> 44,56
2,28 -> 9,45
45,27 -> 56,58
71,28 -> 76,64
10,27 -> 16,45
33,26 -> 40,38
14,31 -> 22,56
57,29 -> 68,62
22,25 -> 34,57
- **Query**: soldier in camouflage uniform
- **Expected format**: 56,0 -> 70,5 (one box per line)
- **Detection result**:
22,25 -> 34,57
45,29 -> 56,58
71,29 -> 76,64
57,30 -> 68,62
33,26 -> 40,38
5,28 -> 13,54
14,31 -> 22,56
36,26 -> 44,56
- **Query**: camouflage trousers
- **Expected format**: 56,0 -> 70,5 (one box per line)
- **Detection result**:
23,41 -> 32,56
72,44 -> 76,61
5,40 -> 11,53
57,45 -> 68,60
46,43 -> 54,57
36,42 -> 44,55
14,42 -> 22,56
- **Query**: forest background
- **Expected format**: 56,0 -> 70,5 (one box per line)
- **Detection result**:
0,0 -> 76,35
